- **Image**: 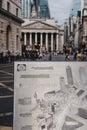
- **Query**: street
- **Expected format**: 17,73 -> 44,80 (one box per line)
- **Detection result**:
21,54 -> 87,61
0,64 -> 14,127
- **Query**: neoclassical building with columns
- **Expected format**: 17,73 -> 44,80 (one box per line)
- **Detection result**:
21,19 -> 64,52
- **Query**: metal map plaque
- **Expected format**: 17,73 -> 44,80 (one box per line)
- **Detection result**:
13,62 -> 87,130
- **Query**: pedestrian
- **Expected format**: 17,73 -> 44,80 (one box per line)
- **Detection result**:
82,52 -> 86,61
65,53 -> 70,60
49,52 -> 52,61
0,53 -> 1,64
39,52 -> 43,59
1,52 -> 3,63
73,51 -> 78,60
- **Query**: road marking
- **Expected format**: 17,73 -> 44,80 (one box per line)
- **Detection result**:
0,64 -> 13,69
0,95 -> 13,99
0,77 -> 13,79
0,83 -> 13,92
0,70 -> 13,76
0,80 -> 13,83
0,112 -> 13,117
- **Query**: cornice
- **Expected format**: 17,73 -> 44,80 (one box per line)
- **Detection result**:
0,8 -> 24,24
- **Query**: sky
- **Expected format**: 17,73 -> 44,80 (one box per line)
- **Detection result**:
48,0 -> 73,25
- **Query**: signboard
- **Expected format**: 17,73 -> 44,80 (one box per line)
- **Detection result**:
14,62 -> 87,130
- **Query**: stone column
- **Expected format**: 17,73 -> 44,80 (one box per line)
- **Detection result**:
40,33 -> 43,47
56,33 -> 59,51
28,33 -> 30,45
59,35 -> 62,51
51,33 -> 53,51
46,33 -> 48,51
40,33 -> 43,53
61,35 -> 64,50
30,33 -> 32,45
24,33 -> 27,45
35,33 -> 37,43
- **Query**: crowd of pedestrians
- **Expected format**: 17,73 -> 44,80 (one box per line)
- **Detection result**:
0,48 -> 87,63
64,41 -> 87,61
65,49 -> 87,61
73,50 -> 87,61
0,51 -> 21,64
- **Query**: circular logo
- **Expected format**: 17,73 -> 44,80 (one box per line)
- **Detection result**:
17,64 -> 26,71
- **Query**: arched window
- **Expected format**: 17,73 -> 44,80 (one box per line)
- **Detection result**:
7,2 -> 10,12
16,35 -> 19,50
6,25 -> 11,50
16,8 -> 18,16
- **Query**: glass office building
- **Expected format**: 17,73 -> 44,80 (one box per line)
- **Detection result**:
39,0 -> 50,18
21,0 -> 31,18
33,0 -> 40,12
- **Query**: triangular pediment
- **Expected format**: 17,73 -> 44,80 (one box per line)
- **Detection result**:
23,21 -> 57,30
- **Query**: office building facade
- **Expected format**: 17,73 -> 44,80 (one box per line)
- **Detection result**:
39,0 -> 50,18
82,0 -> 87,46
33,0 -> 40,17
68,0 -> 82,49
21,0 -> 31,18
0,0 -> 23,52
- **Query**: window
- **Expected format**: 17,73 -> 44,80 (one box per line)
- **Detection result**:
7,2 -> 10,12
1,22 -> 3,28
16,35 -> 18,50
16,28 -> 19,33
0,0 -> 2,8
16,8 -> 18,16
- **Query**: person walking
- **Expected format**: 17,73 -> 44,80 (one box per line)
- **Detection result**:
49,52 -> 52,61
65,53 -> 70,61
73,50 -> 78,60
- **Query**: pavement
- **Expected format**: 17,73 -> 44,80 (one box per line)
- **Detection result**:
0,127 -> 12,130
